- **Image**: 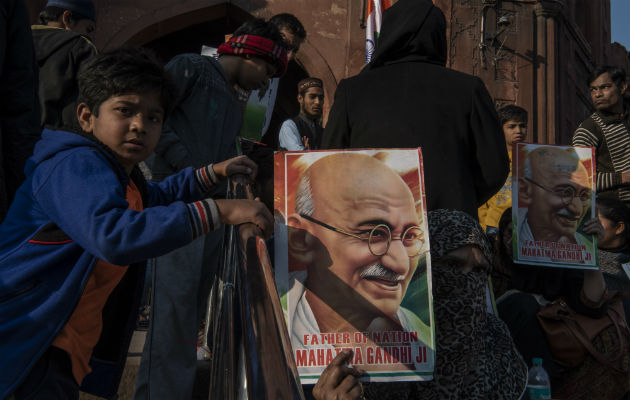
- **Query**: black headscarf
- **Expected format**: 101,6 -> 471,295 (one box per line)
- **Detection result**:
363,0 -> 447,71
428,209 -> 493,267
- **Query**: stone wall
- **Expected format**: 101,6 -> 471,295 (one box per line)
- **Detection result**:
25,0 -> 628,144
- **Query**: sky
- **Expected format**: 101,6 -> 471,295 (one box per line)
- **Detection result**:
610,0 -> 630,49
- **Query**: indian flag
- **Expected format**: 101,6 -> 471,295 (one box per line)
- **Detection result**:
365,0 -> 392,63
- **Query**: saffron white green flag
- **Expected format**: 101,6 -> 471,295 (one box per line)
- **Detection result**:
365,0 -> 392,63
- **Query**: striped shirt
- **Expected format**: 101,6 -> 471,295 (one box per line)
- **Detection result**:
572,107 -> 630,202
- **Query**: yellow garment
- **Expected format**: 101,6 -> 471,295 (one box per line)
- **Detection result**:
478,150 -> 512,231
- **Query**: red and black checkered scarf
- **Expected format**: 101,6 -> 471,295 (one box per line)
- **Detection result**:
217,34 -> 288,77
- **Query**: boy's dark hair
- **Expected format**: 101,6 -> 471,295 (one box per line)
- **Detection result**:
588,65 -> 627,89
233,18 -> 284,47
269,13 -> 306,40
78,47 -> 176,117
38,6 -> 90,25
497,105 -> 528,126
597,197 -> 630,246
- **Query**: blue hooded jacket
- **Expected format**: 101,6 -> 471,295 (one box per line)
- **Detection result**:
0,129 -> 208,398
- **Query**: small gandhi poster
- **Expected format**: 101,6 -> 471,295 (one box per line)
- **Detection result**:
512,143 -> 598,269
274,149 -> 435,384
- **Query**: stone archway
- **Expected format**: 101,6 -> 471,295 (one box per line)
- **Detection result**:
103,1 -> 336,147
102,2 -> 253,51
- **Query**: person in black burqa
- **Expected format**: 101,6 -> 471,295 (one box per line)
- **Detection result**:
322,0 -> 508,218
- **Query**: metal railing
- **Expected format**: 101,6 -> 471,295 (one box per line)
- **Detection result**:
203,175 -> 305,399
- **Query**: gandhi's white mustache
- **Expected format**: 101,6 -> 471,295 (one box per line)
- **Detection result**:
360,264 -> 405,281
557,208 -> 580,221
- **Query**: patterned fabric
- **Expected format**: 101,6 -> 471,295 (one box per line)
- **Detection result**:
427,209 -> 493,268
573,107 -> 630,203
297,77 -> 323,93
361,209 -> 527,399
217,34 -> 288,77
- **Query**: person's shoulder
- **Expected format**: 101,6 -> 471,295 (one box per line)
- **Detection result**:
31,25 -> 69,37
32,26 -> 86,51
429,67 -> 488,95
167,53 -> 218,71
575,112 -> 601,132
168,52 -> 205,63
280,118 -> 298,129
73,34 -> 97,54
414,62 -> 482,84
287,270 -> 307,299
31,132 -> 120,184
166,54 -> 226,86
331,74 -> 365,92
37,145 -> 109,174
32,26 -> 89,43
450,70 -> 489,92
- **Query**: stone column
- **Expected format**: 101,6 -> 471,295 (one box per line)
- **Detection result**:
534,0 -> 564,144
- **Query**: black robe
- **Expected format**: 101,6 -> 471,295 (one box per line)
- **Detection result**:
322,0 -> 508,219
32,25 -> 96,131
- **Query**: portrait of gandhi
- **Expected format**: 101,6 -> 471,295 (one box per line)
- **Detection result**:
285,153 -> 430,342
517,146 -> 593,246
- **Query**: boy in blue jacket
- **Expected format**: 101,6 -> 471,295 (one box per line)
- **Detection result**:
0,47 -> 272,399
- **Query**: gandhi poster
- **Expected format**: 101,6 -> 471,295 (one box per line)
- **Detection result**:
274,149 -> 435,384
512,143 -> 598,269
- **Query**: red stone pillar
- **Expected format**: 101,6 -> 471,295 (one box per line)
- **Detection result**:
534,0 -> 564,144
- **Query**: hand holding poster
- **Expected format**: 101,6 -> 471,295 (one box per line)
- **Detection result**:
513,143 -> 598,269
274,149 -> 435,384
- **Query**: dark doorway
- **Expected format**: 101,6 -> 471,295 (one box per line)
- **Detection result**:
142,18 -> 241,64
131,7 -> 308,149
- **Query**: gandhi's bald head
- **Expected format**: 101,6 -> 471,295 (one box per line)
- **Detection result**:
523,147 -> 587,182
295,153 -> 414,217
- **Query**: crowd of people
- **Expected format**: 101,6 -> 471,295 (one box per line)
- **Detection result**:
0,0 -> 629,399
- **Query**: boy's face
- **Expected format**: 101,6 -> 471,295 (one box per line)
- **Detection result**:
298,87 -> 324,118
237,55 -> 277,91
78,91 -> 164,173
502,119 -> 527,147
279,28 -> 303,61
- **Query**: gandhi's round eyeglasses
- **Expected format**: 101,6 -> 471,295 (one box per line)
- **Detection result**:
299,214 -> 424,257
524,177 -> 591,205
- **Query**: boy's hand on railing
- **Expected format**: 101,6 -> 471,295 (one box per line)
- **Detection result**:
313,350 -> 364,400
215,198 -> 273,239
213,155 -> 258,181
